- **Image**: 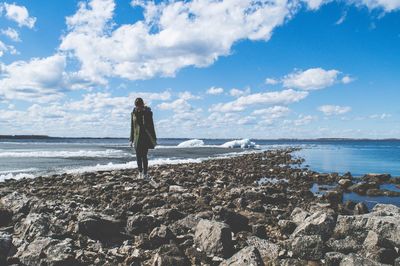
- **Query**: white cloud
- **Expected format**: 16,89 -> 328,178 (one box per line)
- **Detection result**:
206,86 -> 224,95
1,27 -> 20,42
229,87 -> 251,97
341,75 -> 354,84
0,40 -> 17,57
302,0 -> 330,10
252,106 -> 290,118
369,113 -> 391,119
318,105 -> 352,115
353,0 -> 400,12
283,68 -> 346,90
179,91 -> 201,100
292,115 -> 315,126
60,0 -> 296,83
2,3 -> 36,28
210,89 -> 308,112
265,78 -> 278,85
0,54 -> 67,102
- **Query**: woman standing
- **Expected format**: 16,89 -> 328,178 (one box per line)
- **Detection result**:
129,98 -> 157,179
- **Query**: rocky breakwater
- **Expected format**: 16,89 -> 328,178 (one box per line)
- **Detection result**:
0,148 -> 399,265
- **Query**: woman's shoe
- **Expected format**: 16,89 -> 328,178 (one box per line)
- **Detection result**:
137,172 -> 143,179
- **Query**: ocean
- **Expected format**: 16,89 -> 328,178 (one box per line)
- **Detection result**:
1,138 -> 400,180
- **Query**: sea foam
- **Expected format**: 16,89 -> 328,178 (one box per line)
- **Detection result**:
177,139 -> 205,147
220,139 -> 258,148
0,149 -> 131,158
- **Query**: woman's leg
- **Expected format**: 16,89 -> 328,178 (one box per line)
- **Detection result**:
135,147 -> 143,173
142,148 -> 149,174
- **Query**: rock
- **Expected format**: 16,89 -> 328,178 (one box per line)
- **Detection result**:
395,257 -> 400,266
252,224 -> 267,239
363,231 -> 397,264
277,258 -> 307,266
0,208 -> 12,226
291,235 -> 325,260
151,244 -> 189,266
78,211 -> 121,240
278,220 -> 297,235
291,211 -> 336,240
290,207 -> 309,225
246,236 -> 280,264
0,192 -> 30,214
0,232 -> 12,263
354,202 -> 368,214
334,204 -> 400,247
213,207 -> 249,233
16,237 -> 53,266
194,219 -> 233,258
323,190 -> 343,206
126,214 -> 157,235
169,185 -> 187,193
363,174 -> 391,184
149,225 -> 175,248
338,179 -> 352,188
325,252 -> 345,266
14,213 -> 52,241
326,236 -> 362,253
43,238 -> 77,265
339,253 -> 390,266
220,246 -> 264,266
348,182 -> 378,195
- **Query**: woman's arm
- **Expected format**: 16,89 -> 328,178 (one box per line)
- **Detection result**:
129,112 -> 134,143
149,111 -> 157,140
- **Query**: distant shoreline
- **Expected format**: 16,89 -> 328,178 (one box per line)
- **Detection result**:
1,135 -> 400,141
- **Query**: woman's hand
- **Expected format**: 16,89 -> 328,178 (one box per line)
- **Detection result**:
129,141 -> 133,147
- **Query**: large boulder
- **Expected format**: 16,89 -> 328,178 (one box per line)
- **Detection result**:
149,225 -> 175,248
220,246 -> 264,266
78,211 -> 121,240
213,207 -> 250,233
291,211 -> 336,240
334,204 -> 400,248
194,219 -> 233,258
362,174 -> 391,184
14,213 -> 52,241
290,235 -> 325,260
246,236 -> 280,264
290,207 -> 309,225
126,214 -> 157,235
151,244 -> 189,266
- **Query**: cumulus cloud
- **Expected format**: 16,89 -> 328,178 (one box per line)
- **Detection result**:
206,86 -> 224,95
282,68 -> 351,90
353,0 -> 400,12
0,40 -> 17,57
229,87 -> 251,97
1,3 -> 36,28
1,27 -> 20,42
318,105 -> 352,115
302,0 -> 330,10
265,78 -> 279,85
252,106 -> 290,118
60,0 -> 296,83
0,54 -> 67,102
210,89 -> 308,112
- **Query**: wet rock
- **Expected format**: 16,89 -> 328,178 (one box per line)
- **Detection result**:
220,246 -> 264,266
339,253 -> 390,266
78,211 -> 121,240
194,219 -> 233,258
291,235 -> 325,260
246,236 -> 280,264
151,244 -> 189,266
291,211 -> 336,240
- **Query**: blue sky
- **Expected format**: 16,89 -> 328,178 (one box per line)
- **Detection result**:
0,0 -> 399,138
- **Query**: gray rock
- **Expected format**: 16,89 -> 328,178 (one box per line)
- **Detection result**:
151,244 -> 188,266
43,238 -> 77,265
149,225 -> 175,248
213,207 -> 249,233
220,246 -> 264,266
291,211 -> 336,240
0,232 -> 12,263
0,192 -> 30,214
338,179 -> 352,188
194,219 -> 233,258
78,211 -> 121,240
334,204 -> 400,247
291,235 -> 325,260
354,202 -> 368,214
278,220 -> 296,235
14,213 -> 51,241
126,214 -> 157,235
395,257 -> 400,266
325,252 -> 345,266
339,253 -> 391,266
246,236 -> 280,263
290,207 -> 309,225
326,236 -> 362,253
0,207 -> 12,226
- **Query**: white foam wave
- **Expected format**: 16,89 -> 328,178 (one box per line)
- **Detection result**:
0,168 -> 38,174
220,139 -> 258,148
0,149 -> 131,158
0,173 -> 35,182
177,139 -> 205,147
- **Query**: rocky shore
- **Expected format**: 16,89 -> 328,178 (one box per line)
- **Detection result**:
0,148 -> 399,265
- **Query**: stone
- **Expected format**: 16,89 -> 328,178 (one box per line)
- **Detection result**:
78,211 -> 121,240
126,214 -> 157,235
151,244 -> 189,266
291,211 -> 336,240
363,174 -> 391,184
326,236 -> 362,253
220,246 -> 264,266
339,253 -> 390,266
43,238 -> 77,265
291,235 -> 325,260
0,192 -> 30,214
323,190 -> 343,206
149,225 -> 175,248
213,207 -> 250,233
14,213 -> 51,241
338,179 -> 352,188
246,236 -> 280,264
278,220 -> 297,235
0,208 -> 12,226
290,207 -> 309,225
353,202 -> 368,214
194,219 -> 233,258
0,232 -> 12,263
325,252 -> 345,266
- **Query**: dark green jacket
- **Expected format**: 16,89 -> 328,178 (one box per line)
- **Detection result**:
130,106 -> 157,149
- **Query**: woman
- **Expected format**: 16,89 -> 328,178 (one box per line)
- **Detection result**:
129,98 -> 157,179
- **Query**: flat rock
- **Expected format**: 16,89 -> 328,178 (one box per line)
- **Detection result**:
291,235 -> 325,260
291,211 -> 336,240
246,236 -> 280,263
78,211 -> 121,240
339,253 -> 391,266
